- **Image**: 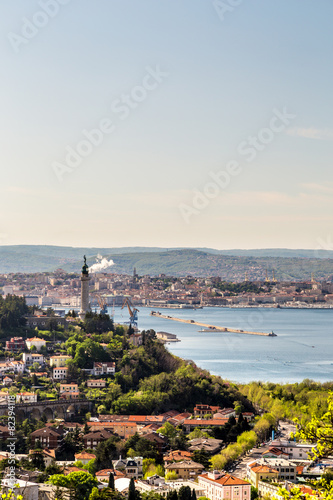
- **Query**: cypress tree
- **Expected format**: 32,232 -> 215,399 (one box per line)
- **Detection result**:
128,478 -> 136,500
108,472 -> 115,490
178,486 -> 191,500
167,491 -> 178,500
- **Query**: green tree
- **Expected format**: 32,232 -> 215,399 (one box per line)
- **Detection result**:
296,392 -> 333,458
89,487 -> 123,500
165,471 -> 178,480
49,471 -> 98,500
30,450 -> 45,470
45,462 -> 63,476
250,487 -> 258,500
192,450 -> 210,470
158,421 -> 177,440
95,436 -> 120,470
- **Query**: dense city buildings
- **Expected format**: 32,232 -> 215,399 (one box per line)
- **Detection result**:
1,269 -> 333,311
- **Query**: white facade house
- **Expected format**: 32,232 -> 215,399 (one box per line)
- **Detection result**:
53,366 -> 68,380
270,440 -> 316,460
22,352 -> 45,368
93,362 -> 115,376
0,360 -> 25,374
16,392 -> 37,403
9,360 -> 25,374
25,337 -> 46,352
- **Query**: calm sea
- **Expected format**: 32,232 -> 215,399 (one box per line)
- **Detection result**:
112,306 -> 333,384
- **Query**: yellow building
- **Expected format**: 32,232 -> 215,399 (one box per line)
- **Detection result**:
248,463 -> 279,488
50,355 -> 72,367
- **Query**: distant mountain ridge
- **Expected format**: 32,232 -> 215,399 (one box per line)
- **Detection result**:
0,245 -> 333,281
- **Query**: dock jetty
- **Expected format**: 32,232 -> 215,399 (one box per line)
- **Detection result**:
150,311 -> 277,337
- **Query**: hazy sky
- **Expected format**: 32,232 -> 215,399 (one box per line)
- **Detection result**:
1,0 -> 333,250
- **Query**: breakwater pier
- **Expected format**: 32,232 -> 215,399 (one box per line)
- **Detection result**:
150,311 -> 276,336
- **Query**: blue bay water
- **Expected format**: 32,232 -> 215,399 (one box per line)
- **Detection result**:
112,306 -> 333,384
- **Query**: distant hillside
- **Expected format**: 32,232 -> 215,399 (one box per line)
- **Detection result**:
1,245 -> 333,281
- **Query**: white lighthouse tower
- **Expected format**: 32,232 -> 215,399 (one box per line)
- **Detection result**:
79,255 -> 90,320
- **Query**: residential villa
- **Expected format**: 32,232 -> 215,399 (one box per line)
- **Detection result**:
165,460 -> 204,479
25,337 -> 47,352
198,471 -> 251,500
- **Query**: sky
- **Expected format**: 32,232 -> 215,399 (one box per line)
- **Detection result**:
0,0 -> 333,250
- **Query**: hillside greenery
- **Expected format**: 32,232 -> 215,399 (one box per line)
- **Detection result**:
1,245 -> 333,280
0,294 -> 29,337
239,380 -> 333,426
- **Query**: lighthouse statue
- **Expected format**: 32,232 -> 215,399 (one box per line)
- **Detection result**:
79,255 -> 90,320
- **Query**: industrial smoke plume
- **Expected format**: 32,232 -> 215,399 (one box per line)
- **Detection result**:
89,254 -> 114,273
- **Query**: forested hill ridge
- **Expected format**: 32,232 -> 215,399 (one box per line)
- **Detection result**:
1,245 -> 333,281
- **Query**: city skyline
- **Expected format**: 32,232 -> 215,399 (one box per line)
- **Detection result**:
1,1 -> 332,249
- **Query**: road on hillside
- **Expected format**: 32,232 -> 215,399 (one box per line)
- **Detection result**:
231,420 -> 297,479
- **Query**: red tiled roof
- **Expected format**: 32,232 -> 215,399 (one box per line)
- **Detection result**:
299,486 -> 317,496
264,447 -> 287,456
75,452 -> 96,459
89,422 -> 137,428
164,450 -> 192,461
251,465 -> 278,474
200,473 -> 250,486
64,467 -> 85,475
96,469 -> 125,478
184,418 -> 228,426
